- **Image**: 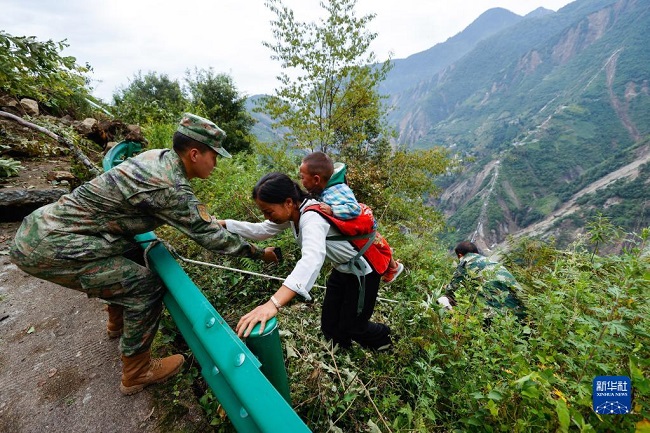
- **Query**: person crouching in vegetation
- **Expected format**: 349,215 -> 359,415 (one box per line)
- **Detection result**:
437,241 -> 527,323
223,172 -> 393,351
10,113 -> 276,395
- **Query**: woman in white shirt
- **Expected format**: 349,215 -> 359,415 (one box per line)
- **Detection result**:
225,172 -> 392,351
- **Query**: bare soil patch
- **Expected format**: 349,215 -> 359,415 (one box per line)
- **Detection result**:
0,221 -> 160,433
0,155 -> 74,192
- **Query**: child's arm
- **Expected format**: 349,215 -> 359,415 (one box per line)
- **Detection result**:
321,184 -> 361,220
330,201 -> 361,219
319,202 -> 334,215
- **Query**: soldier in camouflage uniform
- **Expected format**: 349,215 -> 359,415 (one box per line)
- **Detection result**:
439,241 -> 527,322
10,113 -> 276,395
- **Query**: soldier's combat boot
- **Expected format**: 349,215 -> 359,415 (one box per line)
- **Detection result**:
120,350 -> 185,395
106,304 -> 123,338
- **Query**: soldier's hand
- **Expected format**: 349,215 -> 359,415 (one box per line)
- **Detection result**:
261,247 -> 279,263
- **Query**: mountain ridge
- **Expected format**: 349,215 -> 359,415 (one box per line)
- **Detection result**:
249,0 -> 649,252
381,0 -> 649,251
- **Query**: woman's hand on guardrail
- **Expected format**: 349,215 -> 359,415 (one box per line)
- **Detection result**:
236,301 -> 277,338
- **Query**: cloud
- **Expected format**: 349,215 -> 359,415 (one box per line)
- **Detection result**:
0,0 -> 573,102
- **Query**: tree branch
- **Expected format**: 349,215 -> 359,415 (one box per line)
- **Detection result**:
0,110 -> 101,177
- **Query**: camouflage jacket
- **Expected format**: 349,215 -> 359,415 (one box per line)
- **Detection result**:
13,149 -> 257,259
445,253 -> 526,319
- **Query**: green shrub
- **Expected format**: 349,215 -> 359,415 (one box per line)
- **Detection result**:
150,141 -> 648,433
0,30 -> 93,116
0,156 -> 21,177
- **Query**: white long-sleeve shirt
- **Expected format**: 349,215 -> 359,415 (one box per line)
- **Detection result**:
224,199 -> 371,300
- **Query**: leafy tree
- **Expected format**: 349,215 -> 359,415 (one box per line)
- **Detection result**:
260,0 -> 393,159
257,0 -> 453,236
348,147 -> 451,235
185,68 -> 255,154
0,31 -> 92,116
112,71 -> 187,125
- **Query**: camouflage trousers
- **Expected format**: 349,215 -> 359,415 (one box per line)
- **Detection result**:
10,230 -> 165,357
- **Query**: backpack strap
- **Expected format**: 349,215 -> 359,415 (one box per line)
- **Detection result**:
326,233 -> 374,241
303,204 -> 376,316
328,230 -> 376,315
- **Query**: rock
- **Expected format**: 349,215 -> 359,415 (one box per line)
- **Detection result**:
60,115 -> 74,126
0,95 -> 19,109
0,188 -> 68,222
63,118 -> 148,149
0,95 -> 21,116
124,125 -> 147,145
46,171 -> 76,183
74,118 -> 98,136
19,99 -> 39,116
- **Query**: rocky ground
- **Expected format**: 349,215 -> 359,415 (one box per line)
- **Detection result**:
0,221 -> 160,433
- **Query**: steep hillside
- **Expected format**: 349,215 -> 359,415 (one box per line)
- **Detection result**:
396,0 -> 619,146
407,0 -> 650,249
245,0 -> 648,250
512,144 -> 650,241
381,8 -> 523,143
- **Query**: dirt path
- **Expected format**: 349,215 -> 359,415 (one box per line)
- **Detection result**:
0,222 -> 159,433
514,148 -> 650,239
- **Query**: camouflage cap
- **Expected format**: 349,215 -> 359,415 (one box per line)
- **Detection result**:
177,113 -> 231,158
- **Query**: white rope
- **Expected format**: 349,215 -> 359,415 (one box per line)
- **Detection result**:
144,238 -> 399,304
178,256 -> 399,303
178,256 -> 327,289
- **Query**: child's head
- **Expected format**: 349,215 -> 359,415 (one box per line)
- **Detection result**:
299,151 -> 334,195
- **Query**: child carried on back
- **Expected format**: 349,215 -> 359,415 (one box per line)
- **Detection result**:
299,151 -> 404,283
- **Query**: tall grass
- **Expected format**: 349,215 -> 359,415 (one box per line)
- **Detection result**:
155,153 -> 649,432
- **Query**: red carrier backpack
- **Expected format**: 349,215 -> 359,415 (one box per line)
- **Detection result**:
303,203 -> 392,315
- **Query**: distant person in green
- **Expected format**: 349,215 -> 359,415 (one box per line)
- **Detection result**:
437,241 -> 527,322
10,113 -> 277,395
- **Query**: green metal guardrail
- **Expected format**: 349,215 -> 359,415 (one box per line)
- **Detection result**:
103,142 -> 310,433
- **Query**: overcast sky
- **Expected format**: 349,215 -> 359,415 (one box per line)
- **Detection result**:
2,0 -> 574,102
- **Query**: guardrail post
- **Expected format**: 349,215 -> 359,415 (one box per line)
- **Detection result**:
247,318 -> 292,404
